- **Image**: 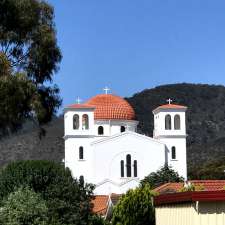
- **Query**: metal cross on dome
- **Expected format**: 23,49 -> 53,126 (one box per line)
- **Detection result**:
103,86 -> 110,94
166,98 -> 173,104
76,97 -> 82,104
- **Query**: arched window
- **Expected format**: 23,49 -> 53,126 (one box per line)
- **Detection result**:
121,126 -> 126,133
79,146 -> 84,160
174,114 -> 181,130
171,146 -> 176,159
126,154 -> 131,177
98,126 -> 104,135
82,114 -> 89,130
73,114 -> 79,130
134,160 -> 137,177
121,160 -> 124,177
165,114 -> 172,130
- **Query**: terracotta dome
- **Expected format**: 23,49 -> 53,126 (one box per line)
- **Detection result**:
86,94 -> 135,120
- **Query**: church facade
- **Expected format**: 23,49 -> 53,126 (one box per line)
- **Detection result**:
64,93 -> 187,194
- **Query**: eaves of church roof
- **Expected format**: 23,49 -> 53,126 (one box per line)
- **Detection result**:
65,103 -> 96,109
91,131 -> 165,146
153,103 -> 187,114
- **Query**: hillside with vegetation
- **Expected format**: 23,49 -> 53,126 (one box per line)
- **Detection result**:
1,83 -> 225,178
127,83 -> 225,177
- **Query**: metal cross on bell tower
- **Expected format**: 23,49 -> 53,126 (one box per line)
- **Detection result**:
166,98 -> 173,104
76,97 -> 82,104
103,86 -> 110,94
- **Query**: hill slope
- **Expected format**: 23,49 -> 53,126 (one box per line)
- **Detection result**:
126,83 -> 225,172
1,83 -> 225,176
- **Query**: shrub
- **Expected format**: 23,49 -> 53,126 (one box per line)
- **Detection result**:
111,184 -> 155,225
0,186 -> 48,225
0,160 -> 94,224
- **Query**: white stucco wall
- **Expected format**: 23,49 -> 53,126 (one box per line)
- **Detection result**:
65,137 -> 94,181
159,137 -> 187,179
91,132 -> 166,189
153,110 -> 186,137
64,108 -> 95,136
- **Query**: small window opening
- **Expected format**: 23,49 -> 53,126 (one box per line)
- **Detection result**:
121,126 -> 126,133
172,146 -> 176,159
98,126 -> 104,135
79,146 -> 84,160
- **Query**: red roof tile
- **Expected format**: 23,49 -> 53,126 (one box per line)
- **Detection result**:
153,103 -> 187,112
154,180 -> 225,194
91,195 -> 109,216
86,94 -> 135,120
67,103 -> 95,109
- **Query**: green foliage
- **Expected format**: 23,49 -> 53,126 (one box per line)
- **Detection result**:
0,73 -> 37,134
90,215 -> 110,225
189,157 -> 225,180
179,183 -> 204,192
0,160 -> 94,225
0,186 -> 48,225
141,165 -> 184,189
111,185 -> 155,225
0,0 -> 62,134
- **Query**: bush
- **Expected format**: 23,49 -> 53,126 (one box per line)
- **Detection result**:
141,165 -> 184,189
90,215 -> 110,225
0,186 -> 49,225
0,160 -> 94,224
111,185 -> 156,225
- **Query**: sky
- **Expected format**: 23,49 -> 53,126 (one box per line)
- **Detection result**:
48,0 -> 225,109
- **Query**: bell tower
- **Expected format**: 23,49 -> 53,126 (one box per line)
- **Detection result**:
152,99 -> 187,179
64,99 -> 95,181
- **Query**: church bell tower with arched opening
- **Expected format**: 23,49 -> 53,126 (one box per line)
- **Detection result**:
152,99 -> 187,180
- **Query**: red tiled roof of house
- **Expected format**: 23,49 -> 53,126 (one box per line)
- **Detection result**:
154,180 -> 225,194
91,195 -> 109,216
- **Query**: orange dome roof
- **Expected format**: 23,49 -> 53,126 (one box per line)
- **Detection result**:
86,94 -> 135,120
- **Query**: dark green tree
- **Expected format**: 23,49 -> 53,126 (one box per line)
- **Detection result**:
111,185 -> 155,225
0,0 -> 62,134
0,186 -> 49,225
90,215 -> 110,225
141,165 -> 184,189
0,160 -> 94,225
189,157 -> 225,180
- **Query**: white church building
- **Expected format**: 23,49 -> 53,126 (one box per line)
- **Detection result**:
64,91 -> 187,195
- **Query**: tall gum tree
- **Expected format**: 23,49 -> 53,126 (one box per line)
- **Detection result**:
0,0 -> 62,134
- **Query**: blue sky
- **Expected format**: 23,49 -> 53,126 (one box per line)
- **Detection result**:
49,0 -> 225,109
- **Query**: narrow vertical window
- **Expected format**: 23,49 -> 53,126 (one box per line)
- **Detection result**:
73,114 -> 79,130
172,146 -> 176,159
121,160 -> 124,177
82,114 -> 89,130
126,154 -> 131,177
134,160 -> 137,177
174,114 -> 181,130
98,126 -> 104,135
121,126 -> 126,133
79,146 -> 84,160
165,114 -> 172,130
